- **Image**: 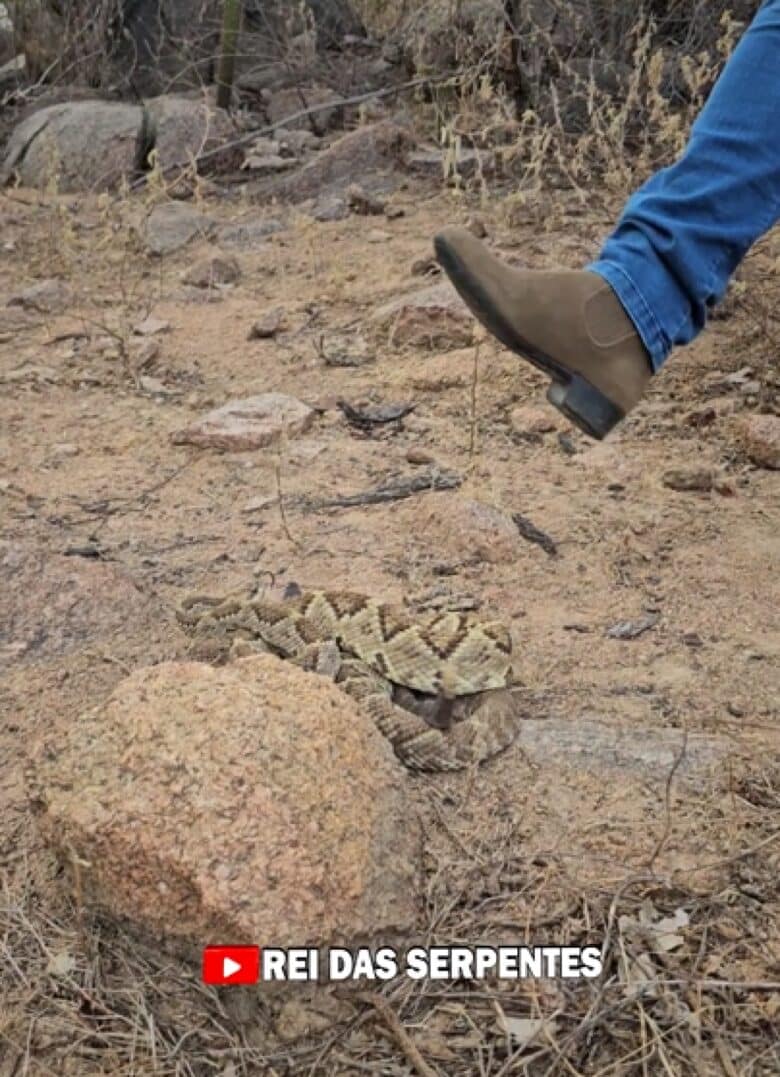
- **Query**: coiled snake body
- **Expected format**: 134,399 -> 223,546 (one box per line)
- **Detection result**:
177,589 -> 521,772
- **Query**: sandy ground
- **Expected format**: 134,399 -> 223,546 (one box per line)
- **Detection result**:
0,178 -> 778,1075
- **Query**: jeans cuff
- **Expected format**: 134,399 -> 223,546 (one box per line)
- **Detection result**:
586,260 -> 670,372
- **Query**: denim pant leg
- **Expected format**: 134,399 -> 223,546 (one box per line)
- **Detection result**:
588,0 -> 780,371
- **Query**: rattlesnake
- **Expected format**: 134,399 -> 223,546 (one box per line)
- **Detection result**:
176,589 -> 521,772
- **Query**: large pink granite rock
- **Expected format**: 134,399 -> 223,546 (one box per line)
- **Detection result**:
33,655 -> 419,960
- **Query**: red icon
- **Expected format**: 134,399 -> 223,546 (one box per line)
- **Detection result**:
202,945 -> 260,985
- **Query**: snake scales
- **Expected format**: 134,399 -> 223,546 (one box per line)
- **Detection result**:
176,589 -> 521,772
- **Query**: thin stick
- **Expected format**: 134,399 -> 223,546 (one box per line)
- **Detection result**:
360,992 -> 438,1077
676,828 -> 779,875
274,458 -> 298,547
298,468 -> 462,511
647,729 -> 688,871
468,340 -> 481,461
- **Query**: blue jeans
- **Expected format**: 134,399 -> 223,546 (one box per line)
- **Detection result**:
589,0 -> 780,371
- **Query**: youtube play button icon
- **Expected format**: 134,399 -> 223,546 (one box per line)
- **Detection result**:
202,945 -> 260,985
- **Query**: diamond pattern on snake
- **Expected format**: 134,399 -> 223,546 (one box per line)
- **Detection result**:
177,589 -> 521,772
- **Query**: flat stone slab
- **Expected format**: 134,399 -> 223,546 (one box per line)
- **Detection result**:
518,718 -> 729,783
172,392 -> 315,451
0,543 -> 151,669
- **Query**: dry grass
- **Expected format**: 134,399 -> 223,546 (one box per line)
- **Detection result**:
405,4 -> 747,208
3,761 -> 778,1075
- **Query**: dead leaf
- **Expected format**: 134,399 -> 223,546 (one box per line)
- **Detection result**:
499,1015 -> 558,1048
47,950 -> 76,977
648,908 -> 690,953
133,315 -> 170,336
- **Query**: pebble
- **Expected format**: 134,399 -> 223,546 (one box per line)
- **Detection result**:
406,447 -> 436,465
662,467 -> 714,492
739,413 -> 780,470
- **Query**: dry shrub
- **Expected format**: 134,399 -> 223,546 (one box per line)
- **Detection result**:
384,1 -> 762,204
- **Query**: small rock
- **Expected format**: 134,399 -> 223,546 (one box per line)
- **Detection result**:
172,393 -> 315,451
606,613 -> 660,640
385,204 -> 405,220
139,375 -> 175,397
557,432 -> 579,456
318,334 -> 373,368
466,214 -> 488,238
739,414 -> 780,470
347,183 -> 386,215
682,632 -> 703,648
176,286 -> 226,305
510,405 -> 558,436
411,256 -> 440,278
367,229 -> 391,244
133,316 -> 170,336
246,136 -> 281,157
739,380 -> 761,396
684,406 -> 716,428
8,279 -> 70,313
311,197 -> 349,222
94,335 -> 120,355
713,475 -> 737,497
182,253 -> 241,289
248,308 -> 287,339
411,496 -> 519,565
662,467 -> 714,492
723,366 -> 753,387
217,217 -> 285,249
275,128 -> 320,154
520,719 -> 728,784
405,447 -> 436,466
372,282 -> 474,351
144,202 -> 214,256
52,443 -> 79,457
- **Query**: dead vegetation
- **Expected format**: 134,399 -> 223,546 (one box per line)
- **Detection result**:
3,762 -> 778,1074
1,2 -> 778,1075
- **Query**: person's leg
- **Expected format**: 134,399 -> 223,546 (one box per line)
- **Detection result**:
434,1 -> 780,438
589,0 -> 780,371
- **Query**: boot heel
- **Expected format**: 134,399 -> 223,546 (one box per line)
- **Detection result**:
547,376 -> 623,440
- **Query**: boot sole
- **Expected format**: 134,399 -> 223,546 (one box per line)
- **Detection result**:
434,235 -> 623,440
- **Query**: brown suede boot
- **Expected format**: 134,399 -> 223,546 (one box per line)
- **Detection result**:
434,226 -> 654,439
